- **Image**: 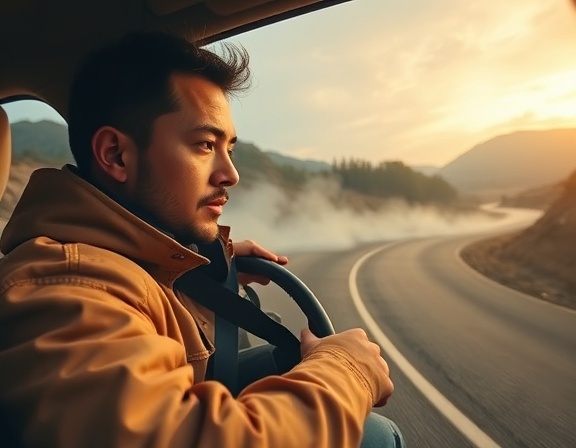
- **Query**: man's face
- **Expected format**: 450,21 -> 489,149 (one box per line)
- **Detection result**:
130,74 -> 239,245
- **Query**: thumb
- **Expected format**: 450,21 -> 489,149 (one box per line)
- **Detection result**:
300,328 -> 320,358
300,328 -> 316,343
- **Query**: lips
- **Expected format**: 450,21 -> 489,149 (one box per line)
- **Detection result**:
206,197 -> 228,207
202,195 -> 228,216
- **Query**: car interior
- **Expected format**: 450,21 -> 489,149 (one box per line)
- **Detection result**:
0,0 -> 348,401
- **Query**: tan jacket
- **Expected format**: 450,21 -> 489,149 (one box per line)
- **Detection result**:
0,167 -> 385,448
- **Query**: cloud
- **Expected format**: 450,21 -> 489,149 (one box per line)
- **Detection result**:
228,0 -> 576,167
8,0 -> 576,169
307,86 -> 354,110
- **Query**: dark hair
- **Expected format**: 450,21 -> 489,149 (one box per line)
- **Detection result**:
68,31 -> 251,174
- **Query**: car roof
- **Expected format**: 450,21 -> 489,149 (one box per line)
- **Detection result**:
0,0 -> 351,120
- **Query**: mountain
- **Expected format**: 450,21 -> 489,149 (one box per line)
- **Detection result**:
11,121 -> 576,202
11,120 -> 72,163
265,151 -> 330,173
231,141 -> 284,186
500,181 -> 563,211
439,129 -> 576,198
7,121 -> 323,184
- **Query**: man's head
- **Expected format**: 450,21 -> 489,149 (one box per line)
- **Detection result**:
68,32 -> 251,244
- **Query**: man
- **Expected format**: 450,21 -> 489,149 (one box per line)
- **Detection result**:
0,32 -> 403,447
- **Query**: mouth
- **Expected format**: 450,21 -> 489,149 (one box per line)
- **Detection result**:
202,196 -> 228,216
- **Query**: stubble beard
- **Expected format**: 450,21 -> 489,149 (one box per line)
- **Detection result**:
133,160 -> 220,246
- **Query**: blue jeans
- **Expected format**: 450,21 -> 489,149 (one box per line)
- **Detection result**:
361,412 -> 405,448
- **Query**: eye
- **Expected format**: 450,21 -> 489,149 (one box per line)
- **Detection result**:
197,141 -> 214,152
227,147 -> 235,158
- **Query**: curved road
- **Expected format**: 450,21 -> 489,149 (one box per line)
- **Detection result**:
253,221 -> 576,447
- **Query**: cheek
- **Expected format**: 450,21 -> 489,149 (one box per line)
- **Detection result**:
147,146 -> 212,197
153,150 -> 196,183
164,160 -> 207,204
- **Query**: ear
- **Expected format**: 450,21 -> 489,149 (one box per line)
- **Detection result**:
91,126 -> 136,183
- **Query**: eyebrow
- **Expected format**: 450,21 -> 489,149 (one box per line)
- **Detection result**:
193,124 -> 237,144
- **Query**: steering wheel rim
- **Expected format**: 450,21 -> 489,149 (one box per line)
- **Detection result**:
235,256 -> 335,338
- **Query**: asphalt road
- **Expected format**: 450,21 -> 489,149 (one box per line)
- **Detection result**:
250,234 -> 576,447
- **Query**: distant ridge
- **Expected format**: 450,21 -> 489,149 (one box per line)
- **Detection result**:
10,120 -> 576,200
439,129 -> 576,197
11,120 -> 72,163
8,120 -> 331,175
411,165 -> 440,176
265,151 -> 330,173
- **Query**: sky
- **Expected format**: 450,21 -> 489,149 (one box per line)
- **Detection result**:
4,0 -> 576,168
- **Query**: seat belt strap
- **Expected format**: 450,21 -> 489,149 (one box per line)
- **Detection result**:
175,267 -> 301,362
211,259 -> 241,393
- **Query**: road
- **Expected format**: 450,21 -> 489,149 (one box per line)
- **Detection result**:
250,215 -> 576,447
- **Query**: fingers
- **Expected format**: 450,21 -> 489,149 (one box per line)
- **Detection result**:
276,255 -> 289,265
233,240 -> 288,286
233,240 -> 288,265
374,378 -> 394,407
300,328 -> 316,342
299,327 -> 394,408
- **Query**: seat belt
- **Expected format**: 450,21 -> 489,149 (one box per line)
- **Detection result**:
211,258 -> 241,393
175,262 -> 302,390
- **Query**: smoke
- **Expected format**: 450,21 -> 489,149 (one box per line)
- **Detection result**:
222,178 -> 543,253
0,171 -> 543,256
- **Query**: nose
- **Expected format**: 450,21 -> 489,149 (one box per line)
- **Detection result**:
210,151 -> 240,187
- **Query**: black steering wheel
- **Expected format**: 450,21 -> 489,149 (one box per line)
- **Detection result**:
229,257 -> 335,392
182,255 -> 335,393
235,257 -> 335,338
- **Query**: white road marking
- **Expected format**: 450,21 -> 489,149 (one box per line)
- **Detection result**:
349,243 -> 502,448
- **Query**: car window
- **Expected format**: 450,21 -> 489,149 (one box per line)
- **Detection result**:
1,100 -> 69,233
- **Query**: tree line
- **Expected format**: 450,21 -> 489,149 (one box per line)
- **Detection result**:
274,158 -> 458,204
329,158 -> 458,204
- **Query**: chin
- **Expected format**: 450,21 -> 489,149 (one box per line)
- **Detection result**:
184,223 -> 220,245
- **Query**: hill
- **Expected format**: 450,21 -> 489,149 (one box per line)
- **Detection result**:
411,165 -> 440,177
265,151 -> 330,173
500,182 -> 563,211
462,169 -> 576,310
439,129 -> 576,198
11,120 -> 72,163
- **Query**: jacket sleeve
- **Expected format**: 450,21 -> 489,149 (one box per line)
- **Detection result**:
0,250 -> 381,448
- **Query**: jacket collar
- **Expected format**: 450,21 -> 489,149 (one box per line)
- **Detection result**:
0,166 -> 230,277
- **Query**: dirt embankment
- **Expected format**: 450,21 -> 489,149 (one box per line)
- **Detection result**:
461,171 -> 576,311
